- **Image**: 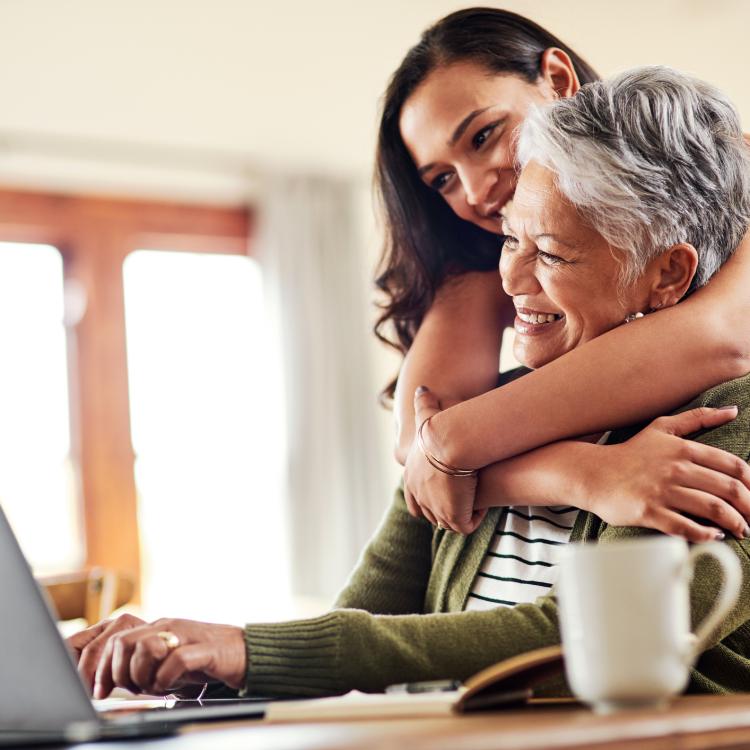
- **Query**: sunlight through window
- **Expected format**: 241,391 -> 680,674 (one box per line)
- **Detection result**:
123,250 -> 290,624
0,242 -> 82,573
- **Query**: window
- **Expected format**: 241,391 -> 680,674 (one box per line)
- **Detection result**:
0,242 -> 82,572
123,250 -> 289,622
0,189 -> 263,613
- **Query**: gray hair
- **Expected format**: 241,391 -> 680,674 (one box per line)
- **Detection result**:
516,66 -> 750,289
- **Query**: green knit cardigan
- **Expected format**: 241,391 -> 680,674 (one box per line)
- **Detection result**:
241,374 -> 750,698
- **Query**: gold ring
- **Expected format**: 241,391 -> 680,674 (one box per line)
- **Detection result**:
156,630 -> 180,651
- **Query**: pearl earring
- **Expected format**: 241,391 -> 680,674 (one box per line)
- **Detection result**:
624,311 -> 644,324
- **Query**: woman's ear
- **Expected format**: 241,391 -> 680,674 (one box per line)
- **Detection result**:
646,243 -> 699,309
540,48 -> 580,99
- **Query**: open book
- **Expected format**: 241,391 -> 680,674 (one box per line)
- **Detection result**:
265,645 -> 564,722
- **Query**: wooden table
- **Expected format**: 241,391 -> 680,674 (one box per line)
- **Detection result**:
81,694 -> 750,750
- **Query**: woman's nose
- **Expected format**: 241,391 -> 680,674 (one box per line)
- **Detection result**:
458,165 -> 496,211
500,248 -> 539,297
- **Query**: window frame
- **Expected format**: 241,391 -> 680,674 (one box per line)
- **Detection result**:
0,187 -> 251,593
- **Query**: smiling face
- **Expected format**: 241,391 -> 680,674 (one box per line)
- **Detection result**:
500,161 -> 657,369
399,62 -> 558,234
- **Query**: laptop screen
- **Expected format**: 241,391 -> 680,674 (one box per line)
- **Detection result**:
0,504 -> 97,730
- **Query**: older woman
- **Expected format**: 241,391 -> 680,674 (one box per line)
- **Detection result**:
70,66 -> 750,699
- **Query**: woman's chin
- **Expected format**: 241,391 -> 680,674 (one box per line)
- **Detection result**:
474,217 -> 503,235
513,341 -> 567,370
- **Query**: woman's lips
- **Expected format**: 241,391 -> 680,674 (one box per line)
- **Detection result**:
514,309 -> 565,335
514,315 -> 564,335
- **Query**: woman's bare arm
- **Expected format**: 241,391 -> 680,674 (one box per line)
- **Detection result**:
406,387 -> 750,539
428,231 -> 750,469
472,407 -> 750,542
393,270 -> 512,464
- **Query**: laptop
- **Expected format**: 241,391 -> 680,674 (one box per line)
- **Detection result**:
0,504 -> 270,745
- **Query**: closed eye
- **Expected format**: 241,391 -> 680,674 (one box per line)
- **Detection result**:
538,250 -> 566,265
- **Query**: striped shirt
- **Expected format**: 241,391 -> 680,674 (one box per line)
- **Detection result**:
465,432 -> 611,611
464,505 -> 579,610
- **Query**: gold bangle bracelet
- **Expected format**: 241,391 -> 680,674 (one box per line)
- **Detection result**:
417,417 -> 478,478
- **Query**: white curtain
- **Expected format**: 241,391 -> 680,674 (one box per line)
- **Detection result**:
255,173 -> 394,601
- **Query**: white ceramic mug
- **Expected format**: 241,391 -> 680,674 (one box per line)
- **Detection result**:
557,536 -> 741,713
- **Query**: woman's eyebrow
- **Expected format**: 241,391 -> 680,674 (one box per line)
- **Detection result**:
417,162 -> 437,178
533,232 -> 579,250
449,106 -> 492,146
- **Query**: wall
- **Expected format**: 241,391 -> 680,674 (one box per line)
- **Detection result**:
0,0 -> 747,193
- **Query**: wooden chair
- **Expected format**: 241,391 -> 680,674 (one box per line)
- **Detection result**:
39,569 -> 135,625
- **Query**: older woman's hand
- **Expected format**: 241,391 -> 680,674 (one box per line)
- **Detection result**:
403,386 -> 486,534
67,614 -> 246,698
584,406 -> 750,542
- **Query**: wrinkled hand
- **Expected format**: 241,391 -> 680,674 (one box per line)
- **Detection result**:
403,386 -> 485,535
67,614 -> 246,699
587,406 -> 750,541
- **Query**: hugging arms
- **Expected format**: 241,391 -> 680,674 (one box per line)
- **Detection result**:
398,239 -> 750,536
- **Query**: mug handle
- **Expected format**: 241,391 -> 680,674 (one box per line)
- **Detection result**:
684,542 -> 742,664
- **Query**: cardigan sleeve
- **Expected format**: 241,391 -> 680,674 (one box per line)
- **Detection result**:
332,485 -> 435,614
241,597 -> 562,697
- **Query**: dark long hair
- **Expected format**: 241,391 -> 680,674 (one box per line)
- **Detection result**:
374,8 -> 599,402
